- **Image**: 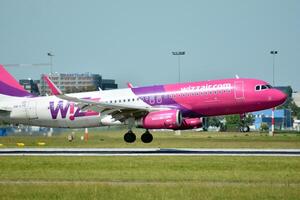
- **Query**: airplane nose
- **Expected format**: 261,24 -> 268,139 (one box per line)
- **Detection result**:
274,89 -> 288,105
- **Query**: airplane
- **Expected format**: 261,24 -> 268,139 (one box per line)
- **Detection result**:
0,64 -> 287,143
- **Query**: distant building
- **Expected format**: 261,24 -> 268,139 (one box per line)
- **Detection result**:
39,72 -> 118,95
19,79 -> 40,95
252,109 -> 292,130
101,79 -> 118,90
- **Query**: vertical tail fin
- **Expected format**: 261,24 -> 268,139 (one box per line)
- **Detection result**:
43,75 -> 63,95
0,64 -> 33,97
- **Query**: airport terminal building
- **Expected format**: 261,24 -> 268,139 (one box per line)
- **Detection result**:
20,73 -> 118,96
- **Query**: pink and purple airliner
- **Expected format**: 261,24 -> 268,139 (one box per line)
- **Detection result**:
0,65 -> 287,143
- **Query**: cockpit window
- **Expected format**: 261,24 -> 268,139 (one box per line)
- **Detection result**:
255,84 -> 272,91
261,85 -> 267,90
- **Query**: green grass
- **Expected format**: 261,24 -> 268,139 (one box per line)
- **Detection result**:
0,129 -> 300,148
0,156 -> 299,200
0,131 -> 300,199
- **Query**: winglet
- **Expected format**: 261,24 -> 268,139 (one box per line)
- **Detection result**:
127,82 -> 134,88
43,75 -> 63,95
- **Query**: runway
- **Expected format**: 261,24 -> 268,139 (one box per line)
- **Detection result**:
0,148 -> 300,156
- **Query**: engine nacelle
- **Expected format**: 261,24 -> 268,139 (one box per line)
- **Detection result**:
136,110 -> 182,129
178,118 -> 202,130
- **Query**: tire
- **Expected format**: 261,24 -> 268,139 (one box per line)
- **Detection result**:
141,133 -> 153,143
243,126 -> 250,132
124,132 -> 136,143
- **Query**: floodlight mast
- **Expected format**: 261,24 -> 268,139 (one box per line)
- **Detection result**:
270,50 -> 278,86
270,50 -> 278,137
172,51 -> 185,83
47,52 -> 54,74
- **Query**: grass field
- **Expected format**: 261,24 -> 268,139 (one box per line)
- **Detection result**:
0,156 -> 299,200
0,130 -> 299,199
0,129 -> 300,148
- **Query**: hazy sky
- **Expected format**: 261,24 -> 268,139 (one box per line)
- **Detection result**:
0,0 -> 299,90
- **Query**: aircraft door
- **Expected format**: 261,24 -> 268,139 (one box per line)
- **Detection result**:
25,100 -> 38,119
234,81 -> 245,100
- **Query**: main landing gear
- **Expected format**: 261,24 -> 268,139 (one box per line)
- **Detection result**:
141,130 -> 153,143
123,129 -> 153,143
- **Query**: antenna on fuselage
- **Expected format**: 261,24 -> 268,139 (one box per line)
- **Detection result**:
235,75 -> 240,79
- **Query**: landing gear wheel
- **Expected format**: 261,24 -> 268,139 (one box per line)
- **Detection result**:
240,126 -> 250,132
243,126 -> 250,132
141,131 -> 153,143
124,131 -> 136,143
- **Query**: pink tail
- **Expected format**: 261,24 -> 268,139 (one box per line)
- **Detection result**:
0,64 -> 32,97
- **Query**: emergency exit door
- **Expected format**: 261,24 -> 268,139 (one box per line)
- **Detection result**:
234,81 -> 245,100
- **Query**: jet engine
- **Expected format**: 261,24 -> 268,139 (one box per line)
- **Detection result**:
178,118 -> 202,130
136,109 -> 182,129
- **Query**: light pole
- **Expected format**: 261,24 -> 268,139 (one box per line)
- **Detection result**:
270,50 -> 278,86
172,51 -> 185,83
47,52 -> 54,74
270,50 -> 278,136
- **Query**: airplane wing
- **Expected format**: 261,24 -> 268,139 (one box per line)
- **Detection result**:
58,94 -> 168,121
43,75 -> 168,121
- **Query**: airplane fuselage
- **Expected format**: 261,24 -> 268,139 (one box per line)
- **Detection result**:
0,78 -> 287,128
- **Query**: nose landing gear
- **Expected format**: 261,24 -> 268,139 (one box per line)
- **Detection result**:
239,113 -> 250,132
240,125 -> 250,132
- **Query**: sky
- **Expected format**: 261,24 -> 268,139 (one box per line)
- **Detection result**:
0,0 -> 299,90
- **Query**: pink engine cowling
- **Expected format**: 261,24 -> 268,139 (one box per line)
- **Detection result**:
136,110 -> 182,129
178,118 -> 202,130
